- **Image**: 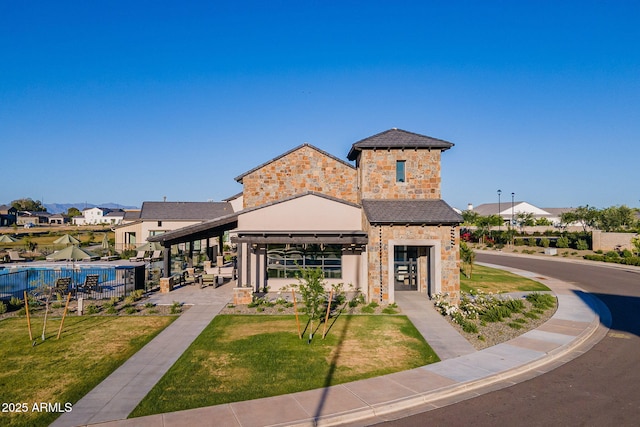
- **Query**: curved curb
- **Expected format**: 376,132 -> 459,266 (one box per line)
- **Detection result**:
285,268 -> 611,427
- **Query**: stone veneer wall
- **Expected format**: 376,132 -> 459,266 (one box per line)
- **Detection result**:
358,149 -> 442,201
242,145 -> 358,209
366,223 -> 460,304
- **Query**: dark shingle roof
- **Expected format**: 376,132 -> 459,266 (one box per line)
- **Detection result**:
347,129 -> 454,160
140,201 -> 233,221
362,199 -> 463,225
235,143 -> 355,183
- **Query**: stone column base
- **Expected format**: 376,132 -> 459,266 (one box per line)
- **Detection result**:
160,277 -> 174,294
233,287 -> 252,305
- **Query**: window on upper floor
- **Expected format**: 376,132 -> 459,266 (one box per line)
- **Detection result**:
396,160 -> 406,183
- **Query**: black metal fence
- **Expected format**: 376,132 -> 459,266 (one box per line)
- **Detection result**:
0,265 -> 145,302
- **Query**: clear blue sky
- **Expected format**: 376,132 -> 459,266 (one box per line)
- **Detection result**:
2,1 -> 639,211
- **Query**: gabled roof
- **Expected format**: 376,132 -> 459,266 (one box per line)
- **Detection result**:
139,201 -> 233,221
347,128 -> 454,160
238,191 -> 361,214
235,143 -> 355,183
362,199 -> 462,225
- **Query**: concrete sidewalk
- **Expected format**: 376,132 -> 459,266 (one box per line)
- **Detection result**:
51,283 -> 234,427
54,264 -> 609,427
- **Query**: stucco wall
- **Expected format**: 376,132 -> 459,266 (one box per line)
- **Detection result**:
358,149 -> 442,201
242,145 -> 358,209
238,194 -> 362,231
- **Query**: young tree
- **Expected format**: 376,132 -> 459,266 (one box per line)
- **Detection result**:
294,267 -> 328,343
459,241 -> 475,278
515,212 -> 535,234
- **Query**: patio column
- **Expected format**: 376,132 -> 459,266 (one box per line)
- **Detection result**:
163,247 -> 170,277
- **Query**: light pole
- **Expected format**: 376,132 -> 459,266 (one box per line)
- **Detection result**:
497,189 -> 502,233
511,192 -> 515,246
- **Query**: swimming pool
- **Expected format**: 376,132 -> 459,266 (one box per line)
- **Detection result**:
0,264 -> 144,301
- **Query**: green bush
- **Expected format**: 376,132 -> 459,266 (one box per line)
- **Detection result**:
621,249 -> 633,258
0,301 -> 7,314
170,301 -> 182,314
86,304 -> 99,315
556,236 -> 570,248
9,296 -> 23,308
540,238 -> 550,248
527,238 -> 537,247
576,239 -> 589,250
526,293 -> 556,309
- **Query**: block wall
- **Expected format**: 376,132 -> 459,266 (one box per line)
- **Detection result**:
242,145 -> 358,209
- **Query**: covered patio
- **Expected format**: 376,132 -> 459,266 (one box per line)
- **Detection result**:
147,214 -> 239,279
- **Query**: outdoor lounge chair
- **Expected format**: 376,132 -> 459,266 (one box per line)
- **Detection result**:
201,274 -> 216,287
144,250 -> 162,262
51,277 -> 72,297
8,250 -> 26,262
129,251 -> 146,262
79,275 -> 101,297
182,269 -> 201,286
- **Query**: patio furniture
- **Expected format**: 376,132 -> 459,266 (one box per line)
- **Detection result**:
144,250 -> 162,262
201,274 -> 216,287
51,277 -> 72,297
79,275 -> 102,298
8,250 -> 26,262
182,269 -> 201,286
129,251 -> 146,262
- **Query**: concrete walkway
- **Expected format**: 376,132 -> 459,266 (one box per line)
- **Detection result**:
52,264 -> 609,427
51,283 -> 234,427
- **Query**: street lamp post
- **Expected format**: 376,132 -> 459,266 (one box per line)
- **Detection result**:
497,189 -> 502,233
511,192 -> 515,246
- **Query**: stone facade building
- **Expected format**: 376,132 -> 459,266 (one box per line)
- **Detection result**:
151,128 -> 463,304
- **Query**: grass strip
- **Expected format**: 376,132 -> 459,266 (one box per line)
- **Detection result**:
461,264 -> 551,294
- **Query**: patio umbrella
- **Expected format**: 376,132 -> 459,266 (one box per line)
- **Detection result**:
0,235 -> 18,243
101,233 -> 110,250
135,241 -> 163,252
46,245 -> 98,261
53,234 -> 81,245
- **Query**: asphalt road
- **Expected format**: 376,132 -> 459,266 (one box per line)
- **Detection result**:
376,253 -> 640,427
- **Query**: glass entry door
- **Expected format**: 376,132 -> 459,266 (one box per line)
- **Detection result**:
394,246 -> 419,291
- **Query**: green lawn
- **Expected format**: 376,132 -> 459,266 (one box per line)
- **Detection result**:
461,264 -> 551,294
130,314 -> 439,418
0,315 -> 176,427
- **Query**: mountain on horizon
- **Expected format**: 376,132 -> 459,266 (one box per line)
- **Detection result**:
44,202 -> 139,214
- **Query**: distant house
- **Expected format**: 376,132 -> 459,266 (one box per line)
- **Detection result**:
113,201 -> 235,253
0,205 -> 18,227
48,213 -> 69,225
16,211 -> 51,227
467,202 -> 574,227
73,207 -> 126,226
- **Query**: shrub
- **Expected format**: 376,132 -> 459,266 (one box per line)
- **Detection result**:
576,239 -> 589,250
170,301 -> 182,314
105,306 -> 118,314
125,306 -> 137,315
508,322 -> 523,329
540,238 -> 550,248
621,249 -> 633,258
556,236 -> 570,248
86,304 -> 99,315
144,302 -> 155,309
527,238 -> 537,247
526,293 -> 556,309
0,301 -> 6,314
9,296 -> 23,308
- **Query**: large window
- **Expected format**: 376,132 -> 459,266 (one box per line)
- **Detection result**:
267,244 -> 342,279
